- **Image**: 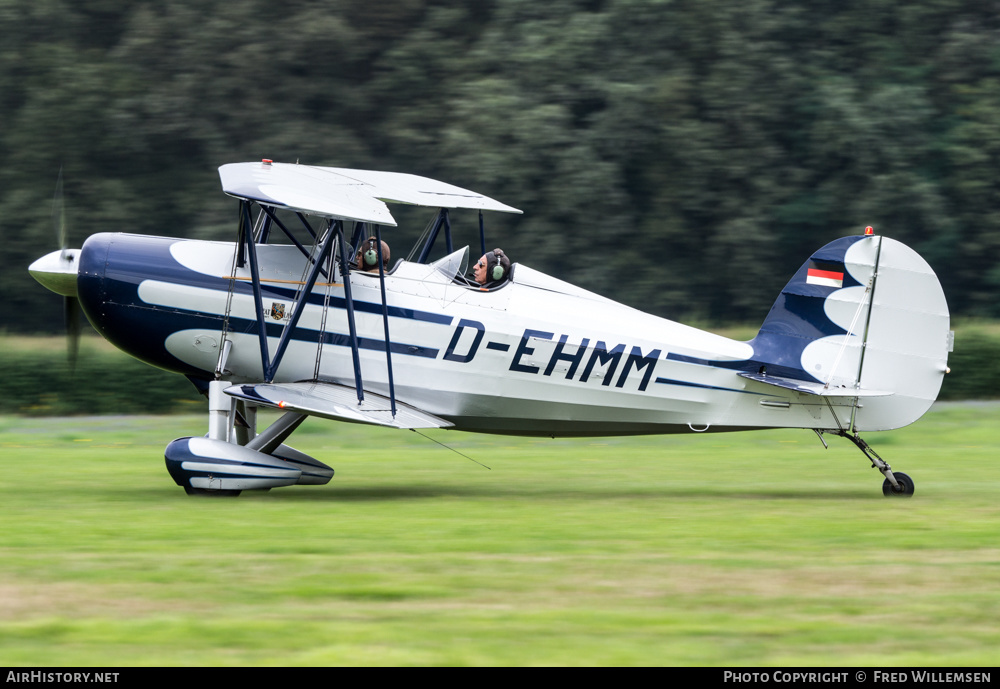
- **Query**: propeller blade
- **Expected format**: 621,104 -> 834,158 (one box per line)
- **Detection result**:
53,166 -> 67,258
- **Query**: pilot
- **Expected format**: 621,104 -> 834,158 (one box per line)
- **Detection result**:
354,237 -> 390,273
473,248 -> 511,288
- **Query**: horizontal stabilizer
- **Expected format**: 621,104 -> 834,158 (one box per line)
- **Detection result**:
225,382 -> 453,429
737,372 -> 892,397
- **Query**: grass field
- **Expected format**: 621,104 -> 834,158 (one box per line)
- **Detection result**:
0,405 -> 998,666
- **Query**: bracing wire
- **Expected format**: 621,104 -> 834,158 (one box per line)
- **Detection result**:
410,429 -> 491,470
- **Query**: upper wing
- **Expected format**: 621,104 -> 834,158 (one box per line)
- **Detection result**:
225,381 -> 453,429
219,162 -> 396,224
312,166 -> 522,214
219,161 -> 521,224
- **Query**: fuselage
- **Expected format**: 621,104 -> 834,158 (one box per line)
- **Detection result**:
75,232 -> 875,436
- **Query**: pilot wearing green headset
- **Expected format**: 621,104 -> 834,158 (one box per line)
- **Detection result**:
473,248 -> 510,287
355,237 -> 390,273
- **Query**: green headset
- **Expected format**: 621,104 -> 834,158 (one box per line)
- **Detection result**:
361,238 -> 387,269
363,238 -> 379,267
490,250 -> 506,281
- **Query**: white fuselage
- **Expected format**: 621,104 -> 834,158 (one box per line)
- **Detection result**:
78,234 -> 874,436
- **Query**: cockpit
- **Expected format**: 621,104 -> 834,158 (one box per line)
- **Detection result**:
350,245 -> 513,291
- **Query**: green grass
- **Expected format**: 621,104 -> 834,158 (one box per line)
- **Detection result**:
0,405 -> 998,666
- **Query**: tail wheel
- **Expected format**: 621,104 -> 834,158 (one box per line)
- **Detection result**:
882,472 -> 915,498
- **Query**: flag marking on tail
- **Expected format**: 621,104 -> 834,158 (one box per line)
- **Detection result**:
806,267 -> 844,288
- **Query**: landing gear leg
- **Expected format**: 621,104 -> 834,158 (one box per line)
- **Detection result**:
834,430 -> 915,498
233,400 -> 257,446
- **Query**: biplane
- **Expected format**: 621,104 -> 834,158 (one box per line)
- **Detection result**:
29,161 -> 952,497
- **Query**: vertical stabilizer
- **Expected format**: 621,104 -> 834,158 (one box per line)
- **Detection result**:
749,234 -> 950,431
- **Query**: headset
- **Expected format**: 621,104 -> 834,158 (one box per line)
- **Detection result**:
360,237 -> 388,270
490,249 -> 506,281
363,238 -> 379,267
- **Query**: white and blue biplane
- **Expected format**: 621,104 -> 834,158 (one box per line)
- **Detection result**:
29,161 -> 952,497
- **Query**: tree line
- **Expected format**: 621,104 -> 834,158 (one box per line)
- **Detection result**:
3,0 -> 1000,334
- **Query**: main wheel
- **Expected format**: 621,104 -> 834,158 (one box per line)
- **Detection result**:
882,472 -> 915,498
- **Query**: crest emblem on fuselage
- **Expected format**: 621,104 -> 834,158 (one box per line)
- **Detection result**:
270,302 -> 286,321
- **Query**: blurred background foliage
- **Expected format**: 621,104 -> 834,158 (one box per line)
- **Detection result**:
4,0 -> 1000,334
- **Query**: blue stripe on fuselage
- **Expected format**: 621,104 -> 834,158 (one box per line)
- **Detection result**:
663,351 -> 808,381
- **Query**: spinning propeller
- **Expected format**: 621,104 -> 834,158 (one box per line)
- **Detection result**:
28,168 -> 83,369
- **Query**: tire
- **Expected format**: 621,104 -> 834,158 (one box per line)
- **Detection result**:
882,472 -> 915,498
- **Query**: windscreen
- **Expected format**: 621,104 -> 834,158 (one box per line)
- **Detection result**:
429,246 -> 470,281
